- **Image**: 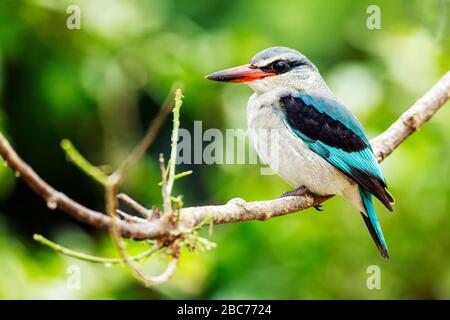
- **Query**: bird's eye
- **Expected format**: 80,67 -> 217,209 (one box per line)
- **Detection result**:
271,61 -> 290,73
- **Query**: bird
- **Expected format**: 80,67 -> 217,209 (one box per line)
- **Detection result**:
206,47 -> 394,258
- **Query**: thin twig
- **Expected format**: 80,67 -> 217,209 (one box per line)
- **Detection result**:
114,84 -> 181,180
166,89 -> 183,197
117,193 -> 153,219
160,154 -> 171,216
116,209 -> 148,223
141,242 -> 181,284
33,234 -> 160,264
158,170 -> 193,186
60,139 -> 108,185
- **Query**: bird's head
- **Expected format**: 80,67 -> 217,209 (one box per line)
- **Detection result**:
206,47 -> 318,93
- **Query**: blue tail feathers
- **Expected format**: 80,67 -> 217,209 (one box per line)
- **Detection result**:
359,187 -> 389,259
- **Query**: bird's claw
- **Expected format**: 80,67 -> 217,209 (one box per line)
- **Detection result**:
280,187 -> 324,212
314,205 -> 324,212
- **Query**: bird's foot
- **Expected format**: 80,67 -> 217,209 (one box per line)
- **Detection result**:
314,204 -> 324,212
280,185 -> 309,198
280,187 -> 325,212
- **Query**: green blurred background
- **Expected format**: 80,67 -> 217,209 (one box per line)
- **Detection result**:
0,0 -> 449,299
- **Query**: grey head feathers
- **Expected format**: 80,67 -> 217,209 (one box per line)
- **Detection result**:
249,47 -> 316,70
246,47 -> 321,94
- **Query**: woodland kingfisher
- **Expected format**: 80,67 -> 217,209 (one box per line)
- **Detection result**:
206,47 -> 394,258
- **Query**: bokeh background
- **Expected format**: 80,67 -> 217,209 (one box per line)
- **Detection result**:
0,0 -> 449,299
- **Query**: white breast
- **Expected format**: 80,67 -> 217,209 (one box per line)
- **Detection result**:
247,93 -> 364,212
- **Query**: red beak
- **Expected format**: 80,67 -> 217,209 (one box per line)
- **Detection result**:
205,64 -> 275,83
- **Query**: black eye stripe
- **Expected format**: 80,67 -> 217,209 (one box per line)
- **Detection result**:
290,60 -> 304,68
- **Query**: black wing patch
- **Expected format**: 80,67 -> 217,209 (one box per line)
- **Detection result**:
280,95 -> 394,211
280,95 -> 367,152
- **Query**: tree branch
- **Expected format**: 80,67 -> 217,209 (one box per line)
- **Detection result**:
0,71 -> 449,241
371,71 -> 450,162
